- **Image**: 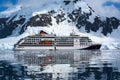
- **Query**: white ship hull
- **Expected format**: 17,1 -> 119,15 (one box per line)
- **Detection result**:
14,44 -> 101,51
14,31 -> 101,51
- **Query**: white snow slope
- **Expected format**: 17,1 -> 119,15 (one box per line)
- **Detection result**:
0,19 -> 120,50
0,0 -> 120,50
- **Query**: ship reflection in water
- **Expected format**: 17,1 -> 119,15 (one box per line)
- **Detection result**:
0,50 -> 120,80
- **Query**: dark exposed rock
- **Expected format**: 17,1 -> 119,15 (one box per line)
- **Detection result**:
0,18 -> 8,30
0,15 -> 26,38
63,1 -> 71,5
14,18 -> 26,24
91,16 -> 101,32
73,0 -> 79,3
28,14 -> 52,26
85,21 -> 92,33
0,13 -> 53,38
102,17 -> 113,35
110,17 -> 119,29
48,10 -> 56,15
7,14 -> 17,24
54,11 -> 66,24
19,23 -> 28,34
68,7 -> 120,36
0,1 -> 120,39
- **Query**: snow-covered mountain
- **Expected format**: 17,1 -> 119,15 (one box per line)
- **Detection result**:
0,0 -> 120,50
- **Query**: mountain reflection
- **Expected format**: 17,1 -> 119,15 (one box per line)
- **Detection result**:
0,50 -> 120,80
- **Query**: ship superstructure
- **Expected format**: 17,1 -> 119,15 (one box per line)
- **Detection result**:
14,31 -> 101,50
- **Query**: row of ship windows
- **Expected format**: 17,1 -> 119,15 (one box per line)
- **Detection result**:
19,44 -> 90,47
26,38 -> 72,39
25,39 -> 91,42
23,42 -> 74,45
24,40 -> 74,42
23,41 -> 91,44
19,44 -> 74,46
26,37 -> 89,39
21,42 -> 90,45
25,40 -> 74,42
24,38 -> 90,41
24,41 -> 91,44
25,39 -> 74,42
26,39 -> 89,41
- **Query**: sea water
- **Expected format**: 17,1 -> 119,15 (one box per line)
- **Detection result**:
0,50 -> 120,80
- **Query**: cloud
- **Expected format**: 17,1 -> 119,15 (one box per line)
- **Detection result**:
1,0 -> 120,19
0,1 -> 13,8
16,0 -> 120,18
84,0 -> 120,18
0,0 -> 62,16
110,0 -> 120,3
17,0 -> 61,8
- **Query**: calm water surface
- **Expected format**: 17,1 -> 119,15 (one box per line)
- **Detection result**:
0,50 -> 120,80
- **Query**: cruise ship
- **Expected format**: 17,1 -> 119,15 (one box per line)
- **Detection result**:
14,31 -> 101,50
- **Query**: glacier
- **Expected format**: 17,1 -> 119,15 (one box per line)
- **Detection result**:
0,20 -> 120,50
0,0 -> 120,50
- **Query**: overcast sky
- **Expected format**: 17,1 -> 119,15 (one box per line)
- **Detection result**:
0,0 -> 120,18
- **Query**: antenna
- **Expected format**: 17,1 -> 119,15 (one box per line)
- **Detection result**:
51,29 -> 54,35
70,29 -> 75,36
72,29 -> 75,35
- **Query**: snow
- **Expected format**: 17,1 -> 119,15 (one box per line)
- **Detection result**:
32,10 -> 48,16
0,0 -> 63,18
0,0 -> 91,18
0,5 -> 22,17
74,1 -> 90,13
0,1 -> 120,80
0,16 -> 120,50
108,26 -> 120,39
0,26 -> 33,50
0,0 -> 120,50
87,12 -> 98,23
